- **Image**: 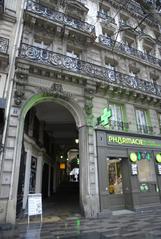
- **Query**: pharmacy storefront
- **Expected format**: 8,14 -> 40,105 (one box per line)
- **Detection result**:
96,130 -> 161,212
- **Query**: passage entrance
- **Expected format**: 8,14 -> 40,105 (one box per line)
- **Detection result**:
16,101 -> 80,219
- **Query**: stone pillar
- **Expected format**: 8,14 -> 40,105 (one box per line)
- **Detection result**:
48,164 -> 51,197
79,125 -> 99,218
22,148 -> 32,209
126,104 -> 137,132
137,37 -> 143,51
35,154 -> 43,193
53,162 -> 57,193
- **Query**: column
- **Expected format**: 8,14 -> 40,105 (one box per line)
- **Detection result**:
48,164 -> 51,197
126,104 -> 137,132
35,154 -> 43,193
22,147 -> 32,209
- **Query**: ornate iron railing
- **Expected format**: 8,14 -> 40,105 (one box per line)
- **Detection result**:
108,0 -> 158,26
97,11 -> 116,24
19,43 -> 161,98
109,120 -> 129,131
0,37 -> 9,54
137,124 -> 153,134
99,35 -> 161,67
26,0 -> 95,35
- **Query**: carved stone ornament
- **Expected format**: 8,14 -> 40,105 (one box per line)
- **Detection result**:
84,96 -> 94,126
14,89 -> 25,106
39,83 -> 72,100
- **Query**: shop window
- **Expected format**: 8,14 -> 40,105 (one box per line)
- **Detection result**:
107,158 -> 123,194
135,109 -> 151,134
108,103 -> 125,131
137,158 -> 156,182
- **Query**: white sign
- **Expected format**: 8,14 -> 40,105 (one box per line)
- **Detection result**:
131,164 -> 138,175
28,193 -> 42,216
158,164 -> 161,175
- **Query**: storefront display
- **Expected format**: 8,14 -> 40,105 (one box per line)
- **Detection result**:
97,130 -> 161,212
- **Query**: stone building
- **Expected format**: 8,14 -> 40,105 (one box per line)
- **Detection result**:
0,0 -> 161,224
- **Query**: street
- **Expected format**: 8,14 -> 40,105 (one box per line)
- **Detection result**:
1,209 -> 161,238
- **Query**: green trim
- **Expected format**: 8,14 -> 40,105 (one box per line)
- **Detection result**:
21,94 -> 55,119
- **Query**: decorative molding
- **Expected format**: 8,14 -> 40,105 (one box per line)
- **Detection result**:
38,83 -> 72,99
14,89 -> 25,106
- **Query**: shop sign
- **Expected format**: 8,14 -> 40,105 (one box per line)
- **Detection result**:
28,193 -> 42,224
131,164 -> 138,175
140,183 -> 149,192
157,164 -> 161,175
156,153 -> 161,163
97,108 -> 112,126
60,163 -> 65,169
107,134 -> 161,148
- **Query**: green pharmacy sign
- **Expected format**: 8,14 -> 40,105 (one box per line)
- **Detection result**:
97,108 -> 112,126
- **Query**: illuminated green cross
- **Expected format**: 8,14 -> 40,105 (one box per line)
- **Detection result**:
97,108 -> 112,126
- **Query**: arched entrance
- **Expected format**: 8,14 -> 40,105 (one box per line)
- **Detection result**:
14,94 -> 85,220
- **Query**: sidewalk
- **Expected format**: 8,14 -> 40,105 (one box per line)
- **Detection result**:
1,209 -> 161,238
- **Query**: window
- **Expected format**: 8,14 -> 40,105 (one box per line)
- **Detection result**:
135,109 -> 151,134
137,158 -> 156,183
66,48 -> 81,71
33,39 -> 52,50
66,49 -> 80,59
119,15 -> 129,26
99,5 -> 110,17
109,103 -> 125,131
106,63 -> 115,71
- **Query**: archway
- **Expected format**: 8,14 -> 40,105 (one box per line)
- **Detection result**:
14,94 -> 85,220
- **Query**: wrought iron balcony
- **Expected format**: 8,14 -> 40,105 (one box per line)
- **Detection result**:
97,11 -> 116,24
0,37 -> 9,54
109,120 -> 129,131
99,35 -> 161,67
19,43 -> 161,98
137,124 -> 153,134
26,0 -> 95,35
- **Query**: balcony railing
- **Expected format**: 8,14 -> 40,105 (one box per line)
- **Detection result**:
0,37 -> 9,54
137,124 -> 153,134
109,120 -> 129,131
19,43 -> 161,98
108,0 -> 158,26
99,35 -> 161,68
97,11 -> 116,24
26,0 -> 95,35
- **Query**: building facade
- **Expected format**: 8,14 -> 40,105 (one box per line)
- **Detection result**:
0,0 -> 161,224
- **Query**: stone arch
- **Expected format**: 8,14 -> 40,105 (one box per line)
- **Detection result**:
9,92 -> 86,222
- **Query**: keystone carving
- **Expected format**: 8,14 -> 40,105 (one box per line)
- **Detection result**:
39,83 -> 72,100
